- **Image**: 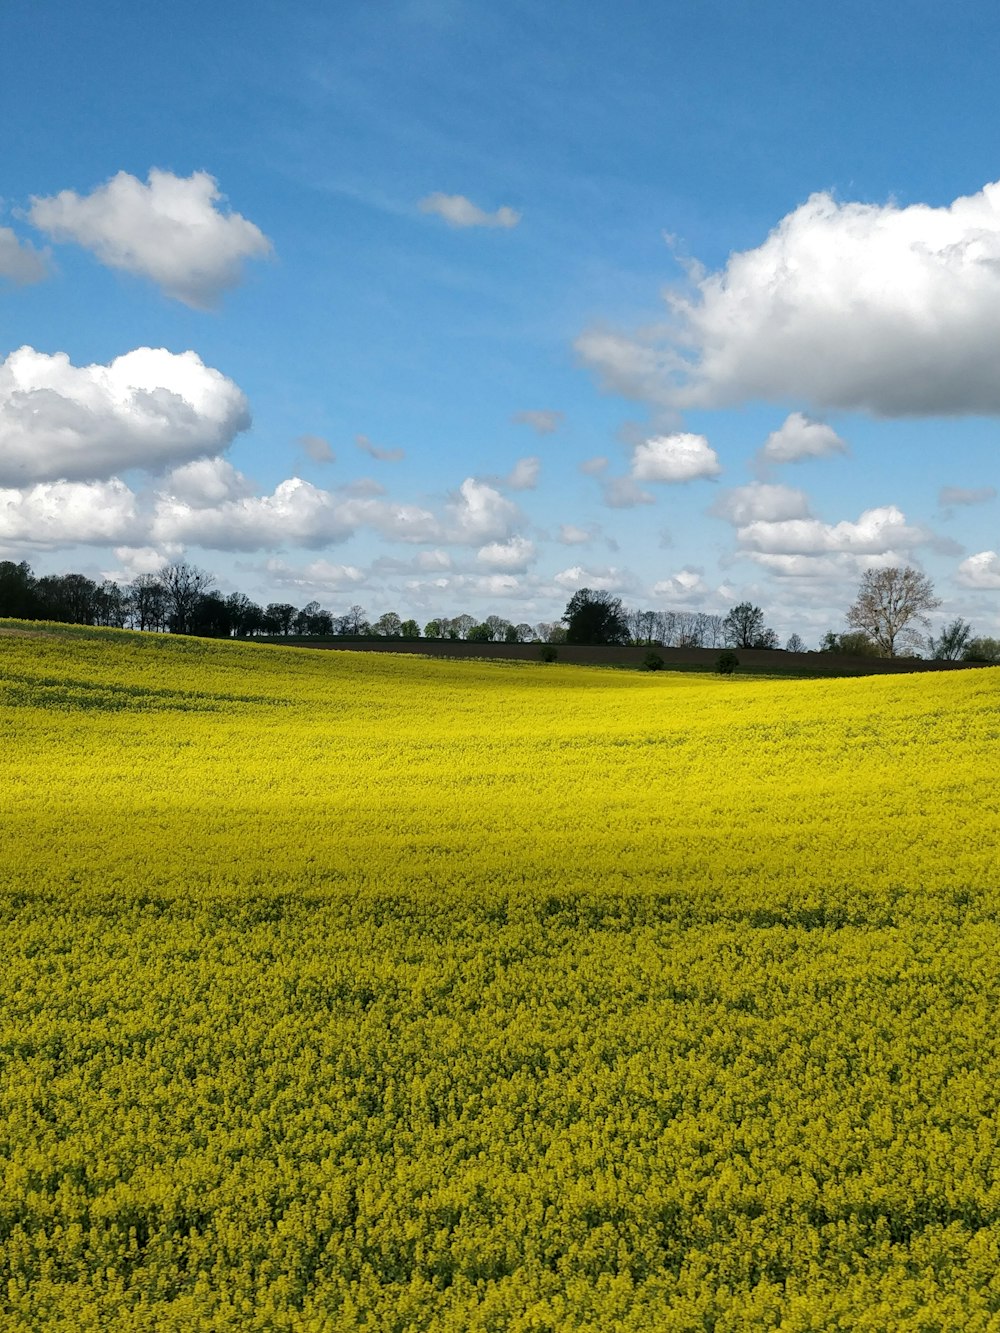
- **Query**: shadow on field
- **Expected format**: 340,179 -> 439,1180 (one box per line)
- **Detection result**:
267,636 -> 983,677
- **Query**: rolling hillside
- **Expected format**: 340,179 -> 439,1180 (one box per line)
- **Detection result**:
3,624 -> 1000,1329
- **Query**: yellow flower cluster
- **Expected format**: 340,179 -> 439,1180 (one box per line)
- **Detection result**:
3,624 -> 1000,1329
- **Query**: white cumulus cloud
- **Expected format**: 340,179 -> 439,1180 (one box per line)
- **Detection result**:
631,433 -> 721,482
110,545 -> 181,578
335,482 -> 513,549
152,477 -> 355,551
474,573 -> 523,597
737,504 -> 925,556
575,330 -> 671,408
267,558 -> 368,591
577,180 -> 1000,416
416,549 -> 452,570
956,551 -> 1000,588
0,228 -> 48,285
652,568 -> 710,602
712,483 -> 811,526
446,478 -> 520,544
0,479 -> 139,546
553,564 -> 633,593
401,572 -> 526,603
335,496 -> 442,544
0,345 -> 249,486
418,193 -> 520,229
746,552 -> 893,579
160,456 -> 254,506
29,169 -> 272,308
758,413 -> 848,465
476,535 -> 536,571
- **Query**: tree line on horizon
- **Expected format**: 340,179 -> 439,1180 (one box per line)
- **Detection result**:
1,557 -> 997,662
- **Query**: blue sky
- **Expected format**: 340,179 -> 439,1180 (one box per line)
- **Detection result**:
3,0 -> 1000,643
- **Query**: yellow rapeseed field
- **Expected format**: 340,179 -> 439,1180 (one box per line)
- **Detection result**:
3,623 -> 1000,1330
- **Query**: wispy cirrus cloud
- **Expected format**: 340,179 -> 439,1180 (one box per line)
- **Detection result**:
513,409 -> 562,435
558,523 -> 594,546
0,227 -> 48,285
356,433 -> 405,462
502,456 -> 539,491
418,192 -> 520,229
600,475 -> 654,509
298,434 -> 335,463
939,484 -> 996,507
579,456 -> 608,476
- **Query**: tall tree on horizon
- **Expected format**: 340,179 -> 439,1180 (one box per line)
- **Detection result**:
563,589 -> 629,645
846,567 -> 940,657
159,562 -> 215,635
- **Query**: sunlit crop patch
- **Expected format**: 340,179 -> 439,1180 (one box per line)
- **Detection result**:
3,624 -> 1000,1329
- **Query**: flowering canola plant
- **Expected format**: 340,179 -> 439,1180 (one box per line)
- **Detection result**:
2,623 -> 1000,1330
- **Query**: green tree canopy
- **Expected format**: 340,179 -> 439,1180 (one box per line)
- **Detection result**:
563,589 -> 629,645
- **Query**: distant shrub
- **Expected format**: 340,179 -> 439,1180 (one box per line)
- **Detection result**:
820,631 -> 880,656
540,645 -> 558,663
716,651 -> 739,675
642,651 -> 665,672
963,636 -> 1000,663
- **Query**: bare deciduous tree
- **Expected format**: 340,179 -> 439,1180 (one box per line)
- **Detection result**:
846,566 -> 940,657
158,562 -> 215,635
626,608 -> 659,645
338,604 -> 369,636
928,617 -> 973,661
701,614 -> 724,649
128,574 -> 168,632
450,614 -> 476,640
